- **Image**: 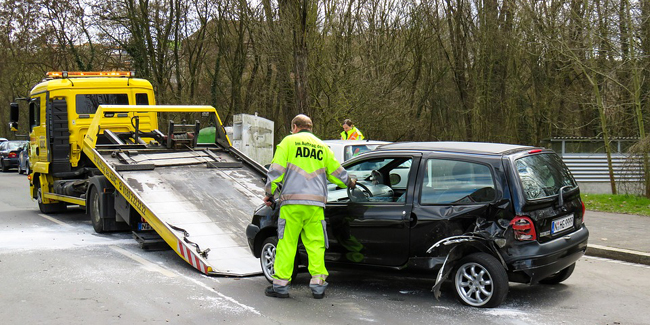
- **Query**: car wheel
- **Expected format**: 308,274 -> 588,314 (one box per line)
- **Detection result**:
37,183 -> 66,214
260,236 -> 299,283
539,263 -> 575,285
1,159 -> 8,172
88,186 -> 105,233
17,163 -> 23,174
453,252 -> 509,308
25,163 -> 30,175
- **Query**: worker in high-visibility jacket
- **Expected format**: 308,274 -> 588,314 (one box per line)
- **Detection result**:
340,119 -> 364,140
263,114 -> 356,299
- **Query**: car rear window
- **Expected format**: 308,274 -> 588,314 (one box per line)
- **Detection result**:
516,153 -> 577,200
420,159 -> 496,204
6,141 -> 26,150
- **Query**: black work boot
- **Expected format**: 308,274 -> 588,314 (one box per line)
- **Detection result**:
265,285 -> 290,298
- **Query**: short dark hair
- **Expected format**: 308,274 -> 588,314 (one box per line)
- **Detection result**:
343,119 -> 353,126
292,114 -> 313,130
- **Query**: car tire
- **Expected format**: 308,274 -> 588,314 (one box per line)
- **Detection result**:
539,263 -> 575,285
37,182 -> 66,214
25,163 -> 30,176
260,236 -> 299,284
88,186 -> 105,233
17,163 -> 23,174
453,252 -> 509,308
1,159 -> 8,172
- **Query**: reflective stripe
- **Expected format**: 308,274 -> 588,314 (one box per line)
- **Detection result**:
280,193 -> 327,202
310,274 -> 328,285
273,278 -> 290,286
269,163 -> 286,174
287,163 -> 327,180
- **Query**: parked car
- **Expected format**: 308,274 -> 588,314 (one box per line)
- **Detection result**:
323,140 -> 390,163
0,140 -> 28,172
246,142 -> 588,308
17,142 -> 30,175
0,137 -> 7,143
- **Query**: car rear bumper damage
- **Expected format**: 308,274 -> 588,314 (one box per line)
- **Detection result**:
504,225 -> 589,284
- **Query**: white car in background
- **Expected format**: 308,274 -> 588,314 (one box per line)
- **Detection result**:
323,140 -> 390,163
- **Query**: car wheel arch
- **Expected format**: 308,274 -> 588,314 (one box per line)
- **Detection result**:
254,227 -> 278,258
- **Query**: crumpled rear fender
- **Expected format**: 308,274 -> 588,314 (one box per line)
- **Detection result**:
428,235 -> 506,300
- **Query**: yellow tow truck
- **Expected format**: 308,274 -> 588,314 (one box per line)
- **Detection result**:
8,71 -> 267,276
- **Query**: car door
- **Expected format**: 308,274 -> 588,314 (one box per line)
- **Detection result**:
409,154 -> 505,257
324,152 -> 422,266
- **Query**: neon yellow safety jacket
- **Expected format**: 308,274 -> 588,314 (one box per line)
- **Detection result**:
340,126 -> 364,140
266,130 -> 352,207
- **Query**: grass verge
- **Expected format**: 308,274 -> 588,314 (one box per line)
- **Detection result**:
582,193 -> 650,216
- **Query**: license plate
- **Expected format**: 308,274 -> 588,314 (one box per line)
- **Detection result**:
551,214 -> 574,234
138,223 -> 152,231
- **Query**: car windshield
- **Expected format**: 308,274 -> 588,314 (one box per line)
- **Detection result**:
516,153 -> 577,200
343,144 -> 384,161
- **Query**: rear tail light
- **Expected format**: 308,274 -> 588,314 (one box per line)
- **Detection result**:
581,200 -> 585,223
510,216 -> 537,241
9,152 -> 16,158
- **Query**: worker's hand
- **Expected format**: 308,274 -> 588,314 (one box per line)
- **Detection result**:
349,177 -> 357,189
263,196 -> 273,207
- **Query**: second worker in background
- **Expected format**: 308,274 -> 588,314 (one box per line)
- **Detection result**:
340,119 -> 364,140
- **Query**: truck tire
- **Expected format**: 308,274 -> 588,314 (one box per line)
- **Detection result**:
539,263 -> 575,285
260,236 -> 299,283
88,186 -> 105,233
452,252 -> 509,308
36,182 -> 66,214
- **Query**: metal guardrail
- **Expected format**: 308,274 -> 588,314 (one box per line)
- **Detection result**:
562,154 -> 646,182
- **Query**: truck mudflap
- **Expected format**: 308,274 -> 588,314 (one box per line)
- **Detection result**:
83,105 -> 267,276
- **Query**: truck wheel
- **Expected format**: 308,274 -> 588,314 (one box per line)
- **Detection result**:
260,236 -> 298,283
539,263 -> 575,285
88,186 -> 105,233
36,183 -> 66,214
453,252 -> 508,308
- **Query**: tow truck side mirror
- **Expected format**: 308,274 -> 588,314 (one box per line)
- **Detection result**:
9,102 -> 19,131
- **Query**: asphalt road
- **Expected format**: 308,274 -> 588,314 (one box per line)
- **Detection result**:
1,171 -> 649,325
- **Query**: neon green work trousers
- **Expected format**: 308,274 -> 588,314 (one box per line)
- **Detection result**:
274,204 -> 328,282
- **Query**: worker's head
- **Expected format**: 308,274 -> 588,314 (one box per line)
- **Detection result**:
291,114 -> 313,133
342,119 -> 353,132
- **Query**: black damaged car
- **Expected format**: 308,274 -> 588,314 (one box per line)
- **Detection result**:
246,142 -> 589,308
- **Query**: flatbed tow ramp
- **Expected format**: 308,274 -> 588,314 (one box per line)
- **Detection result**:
82,105 -> 267,276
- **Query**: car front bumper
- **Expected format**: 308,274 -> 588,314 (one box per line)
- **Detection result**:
503,225 -> 589,284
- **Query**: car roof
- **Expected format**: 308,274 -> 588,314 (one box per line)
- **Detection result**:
0,138 -> 7,142
323,140 -> 391,146
375,141 -> 536,155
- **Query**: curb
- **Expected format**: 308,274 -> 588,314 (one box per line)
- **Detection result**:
586,244 -> 650,266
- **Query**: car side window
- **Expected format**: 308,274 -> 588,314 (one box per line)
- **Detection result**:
328,156 -> 413,203
420,159 -> 496,204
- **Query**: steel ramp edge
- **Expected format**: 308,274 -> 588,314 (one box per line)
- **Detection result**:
88,147 -> 263,276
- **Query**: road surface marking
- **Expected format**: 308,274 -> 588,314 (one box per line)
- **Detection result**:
38,213 -> 73,228
175,271 -> 261,315
110,245 -> 177,278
